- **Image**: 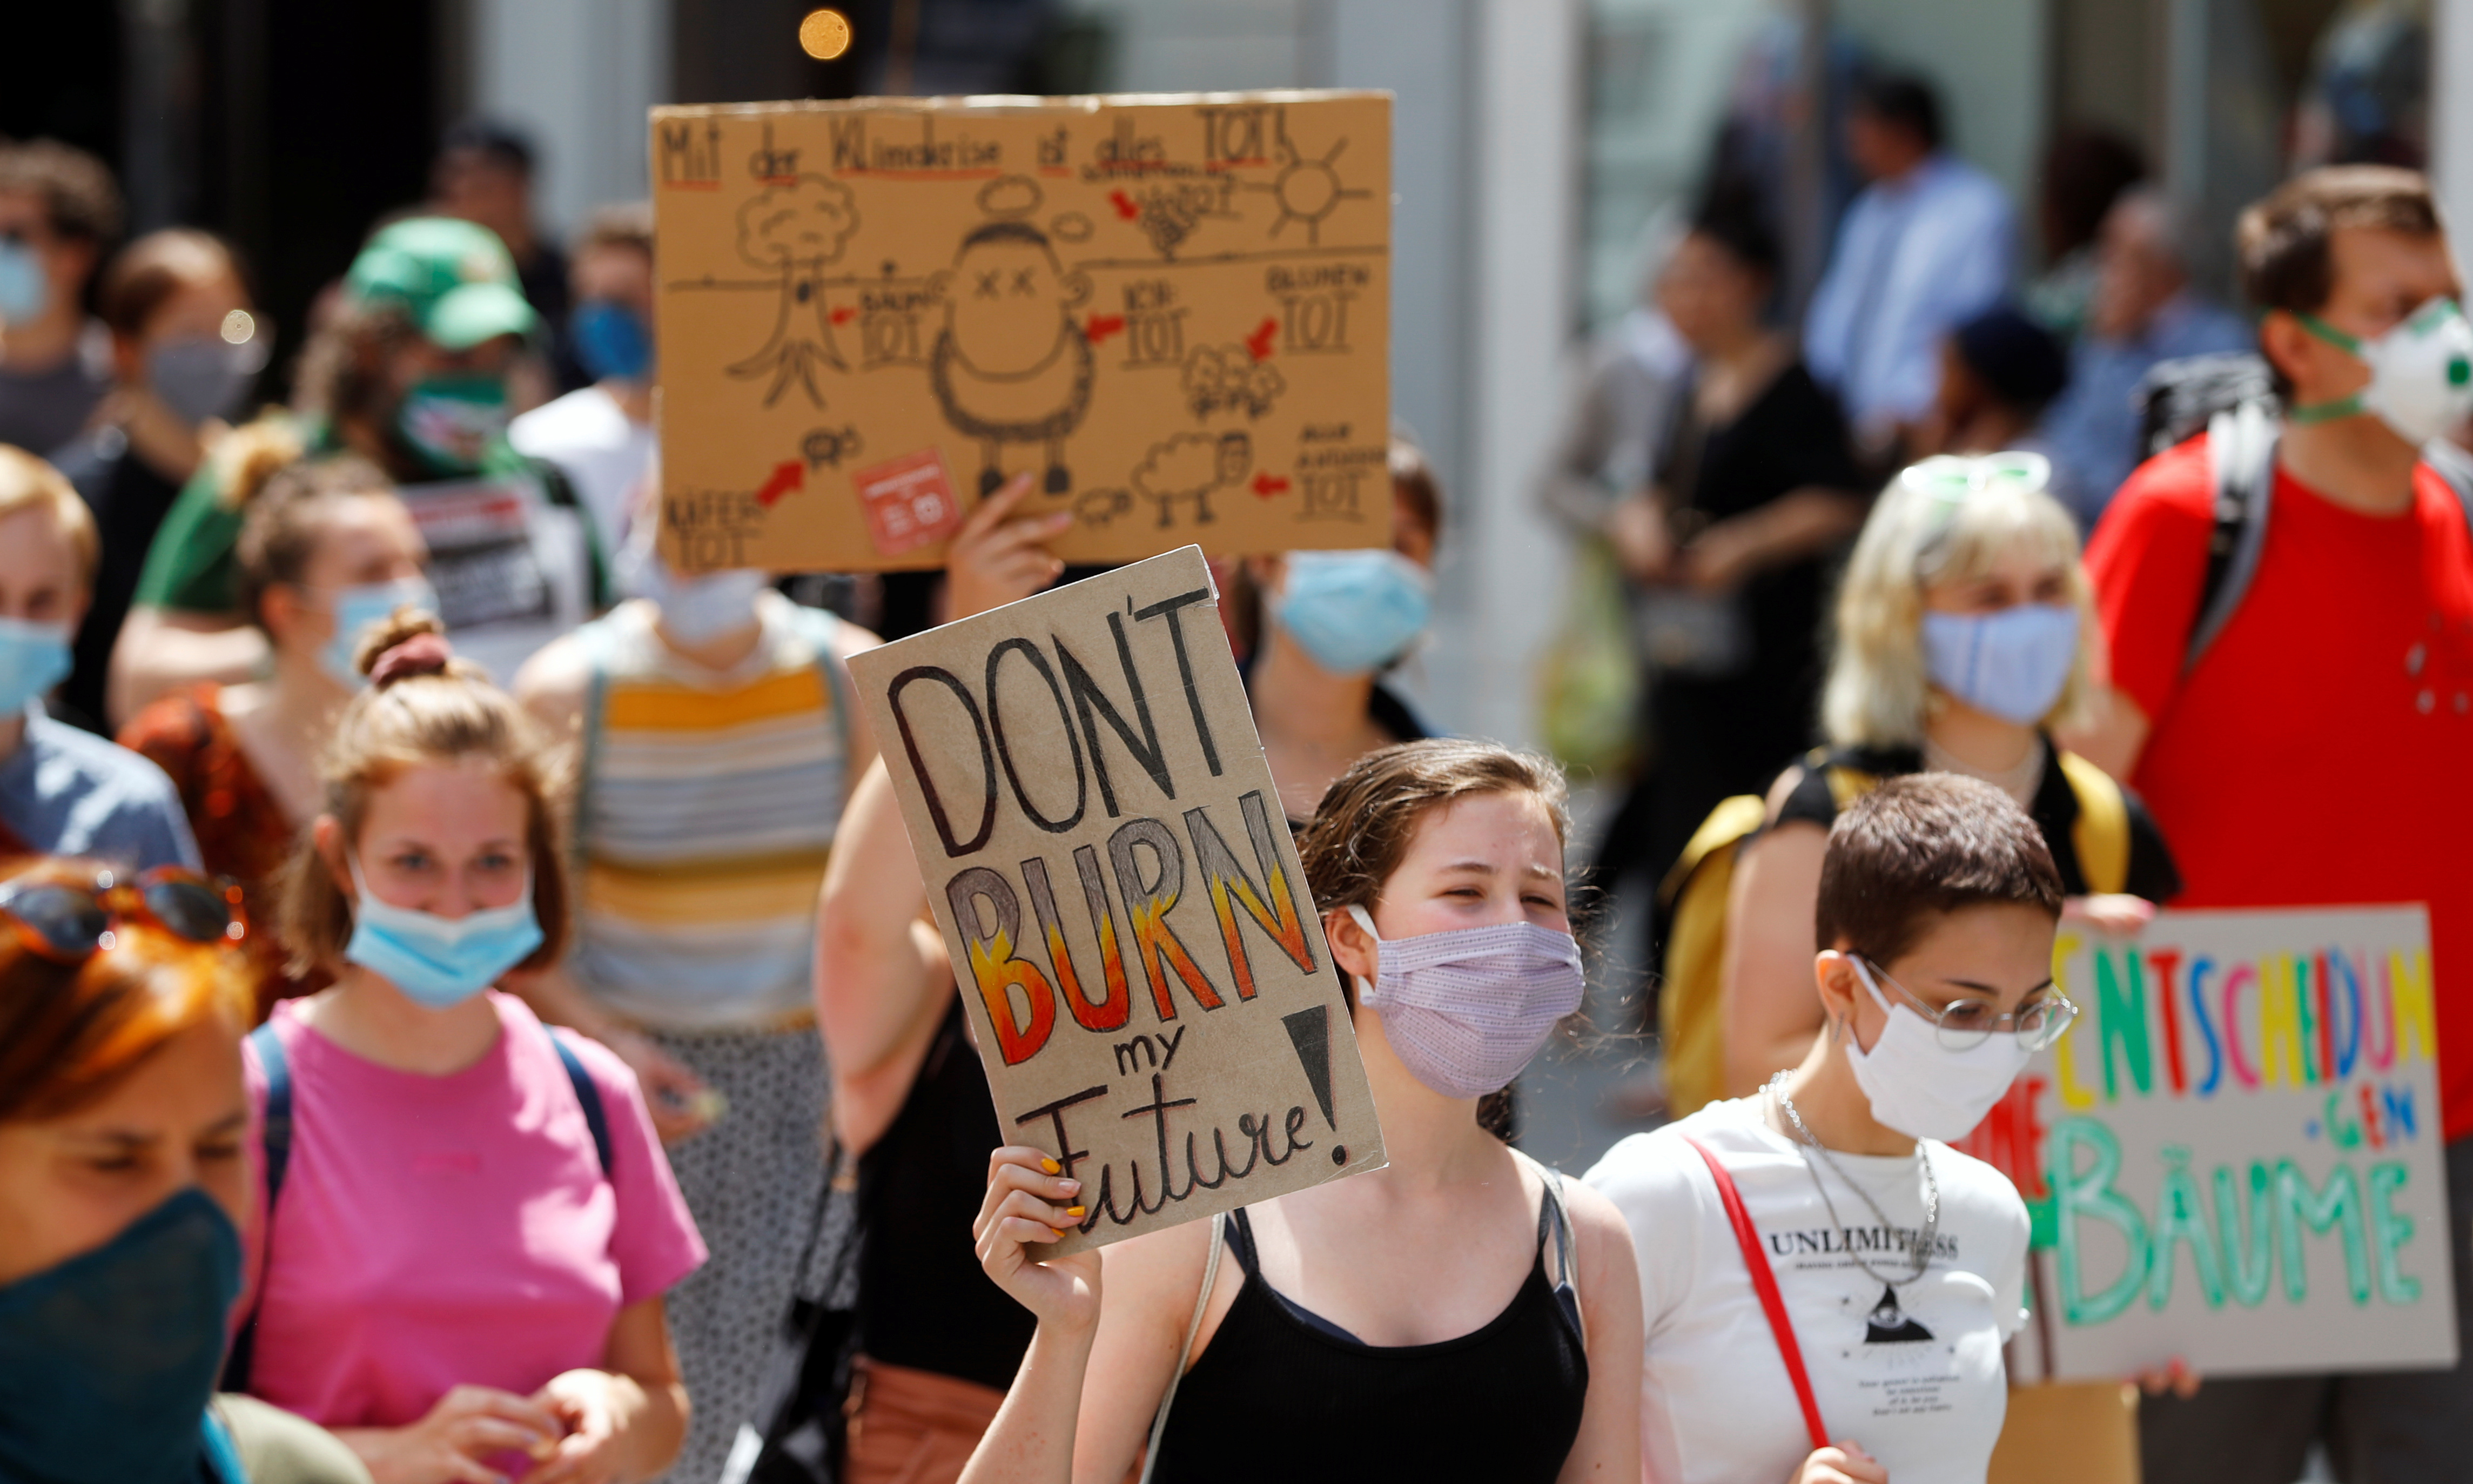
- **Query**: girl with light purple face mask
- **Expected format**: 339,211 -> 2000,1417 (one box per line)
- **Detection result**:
967,740 -> 1644,1484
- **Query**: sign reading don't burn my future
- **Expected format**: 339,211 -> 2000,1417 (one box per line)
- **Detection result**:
846,547 -> 1385,1252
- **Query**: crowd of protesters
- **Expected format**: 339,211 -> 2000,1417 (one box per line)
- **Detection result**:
2,48 -> 2472,1484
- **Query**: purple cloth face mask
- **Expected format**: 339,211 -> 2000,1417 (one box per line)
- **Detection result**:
1347,904 -> 1584,1099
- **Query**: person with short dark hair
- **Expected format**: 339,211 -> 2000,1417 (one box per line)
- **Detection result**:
1589,772 -> 2063,1484
0,139 -> 124,458
2037,187 -> 2250,525
2078,163 -> 2473,1481
508,203 -> 656,560
2021,126 -> 2148,337
432,118 -> 576,390
1914,305 -> 2068,457
1804,71 -> 2015,458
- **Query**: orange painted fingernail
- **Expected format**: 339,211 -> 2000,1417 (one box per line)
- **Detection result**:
1040,1157 -> 1060,1174
1066,1205 -> 1085,1218
1048,1227 -> 1065,1239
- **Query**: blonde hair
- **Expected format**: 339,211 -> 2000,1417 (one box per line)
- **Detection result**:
273,610 -> 570,977
1821,461 -> 2095,748
0,447 -> 99,589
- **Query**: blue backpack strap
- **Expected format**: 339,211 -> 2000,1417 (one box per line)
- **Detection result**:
551,1031 -> 614,1176
220,1022 -> 291,1393
200,1408 -> 247,1484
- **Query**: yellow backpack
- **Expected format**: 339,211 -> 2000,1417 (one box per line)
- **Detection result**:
1655,748 -> 2131,1118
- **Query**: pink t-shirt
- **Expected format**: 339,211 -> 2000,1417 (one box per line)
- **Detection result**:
241,992 -> 707,1433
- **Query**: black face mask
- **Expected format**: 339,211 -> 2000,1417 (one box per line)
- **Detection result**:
0,1186 -> 243,1484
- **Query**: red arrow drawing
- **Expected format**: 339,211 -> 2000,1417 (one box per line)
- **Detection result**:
755,460 -> 804,507
829,305 -> 857,326
1251,473 -> 1291,498
1244,316 -> 1278,361
1109,189 -> 1139,220
1085,312 -> 1127,345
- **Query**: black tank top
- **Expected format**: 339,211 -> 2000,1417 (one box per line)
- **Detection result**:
1146,1178 -> 1590,1482
854,998 -> 1037,1391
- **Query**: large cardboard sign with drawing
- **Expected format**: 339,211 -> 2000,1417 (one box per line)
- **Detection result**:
845,547 -> 1386,1251
1954,908 -> 2457,1380
650,92 -> 1393,572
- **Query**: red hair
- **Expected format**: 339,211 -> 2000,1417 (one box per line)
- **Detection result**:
0,861 -> 256,1123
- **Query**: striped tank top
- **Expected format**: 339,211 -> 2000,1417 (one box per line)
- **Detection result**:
573,593 -> 850,1030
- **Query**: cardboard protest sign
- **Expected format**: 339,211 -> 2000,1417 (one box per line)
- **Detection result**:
1958,908 -> 2458,1380
649,92 -> 1393,573
845,547 -> 1385,1251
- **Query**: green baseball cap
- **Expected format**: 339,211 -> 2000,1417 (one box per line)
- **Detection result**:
345,217 -> 538,351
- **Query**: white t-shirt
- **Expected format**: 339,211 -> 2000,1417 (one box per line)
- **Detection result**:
1585,1097 -> 2030,1484
509,384 -> 656,562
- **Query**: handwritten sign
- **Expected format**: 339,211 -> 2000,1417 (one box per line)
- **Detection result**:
1960,908 -> 2458,1380
845,547 -> 1386,1251
650,93 -> 1393,572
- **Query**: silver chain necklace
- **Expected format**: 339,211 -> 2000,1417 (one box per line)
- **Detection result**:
1767,1072 -> 1940,1288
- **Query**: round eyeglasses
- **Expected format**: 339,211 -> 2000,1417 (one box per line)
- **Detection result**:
1860,957 -> 2078,1051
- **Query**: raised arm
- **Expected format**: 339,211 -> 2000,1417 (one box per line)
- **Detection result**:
815,758 -> 953,1154
960,1149 -> 1218,1484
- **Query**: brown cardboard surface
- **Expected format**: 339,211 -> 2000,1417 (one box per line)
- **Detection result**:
845,547 -> 1386,1252
652,93 -> 1394,572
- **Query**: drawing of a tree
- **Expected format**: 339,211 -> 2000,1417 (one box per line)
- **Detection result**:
730,174 -> 862,407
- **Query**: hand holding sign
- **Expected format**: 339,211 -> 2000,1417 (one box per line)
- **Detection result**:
847,546 -> 1385,1254
975,1146 -> 1103,1332
945,471 -> 1073,621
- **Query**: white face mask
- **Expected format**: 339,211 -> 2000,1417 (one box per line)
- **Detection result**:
1841,957 -> 2031,1141
2295,297 -> 2473,446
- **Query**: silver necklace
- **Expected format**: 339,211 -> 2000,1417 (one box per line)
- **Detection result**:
1768,1072 -> 1940,1288
1922,733 -> 2045,809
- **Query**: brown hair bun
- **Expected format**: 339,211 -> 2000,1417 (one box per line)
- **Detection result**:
351,609 -> 480,688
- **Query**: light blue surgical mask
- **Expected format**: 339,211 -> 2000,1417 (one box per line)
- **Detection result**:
0,240 -> 48,325
320,577 -> 438,688
1273,549 -> 1433,677
615,539 -> 768,645
345,856 -> 543,1009
0,616 -> 73,715
0,1186 -> 241,1484
1921,603 -> 2080,726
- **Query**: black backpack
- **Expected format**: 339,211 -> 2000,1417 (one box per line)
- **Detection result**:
2134,351 -> 2473,670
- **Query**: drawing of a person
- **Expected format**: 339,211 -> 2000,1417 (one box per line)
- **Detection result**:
929,220 -> 1095,497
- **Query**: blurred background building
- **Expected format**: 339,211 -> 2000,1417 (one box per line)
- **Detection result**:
2,0 -> 2461,749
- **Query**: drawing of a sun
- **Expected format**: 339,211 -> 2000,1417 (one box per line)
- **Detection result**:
1254,132 -> 1370,245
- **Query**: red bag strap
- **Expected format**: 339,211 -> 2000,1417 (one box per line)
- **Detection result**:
1682,1133 -> 1829,1450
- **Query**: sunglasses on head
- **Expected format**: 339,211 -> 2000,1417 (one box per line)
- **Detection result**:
0,869 -> 247,962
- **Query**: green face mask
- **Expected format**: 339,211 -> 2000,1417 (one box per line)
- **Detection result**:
395,373 -> 510,475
